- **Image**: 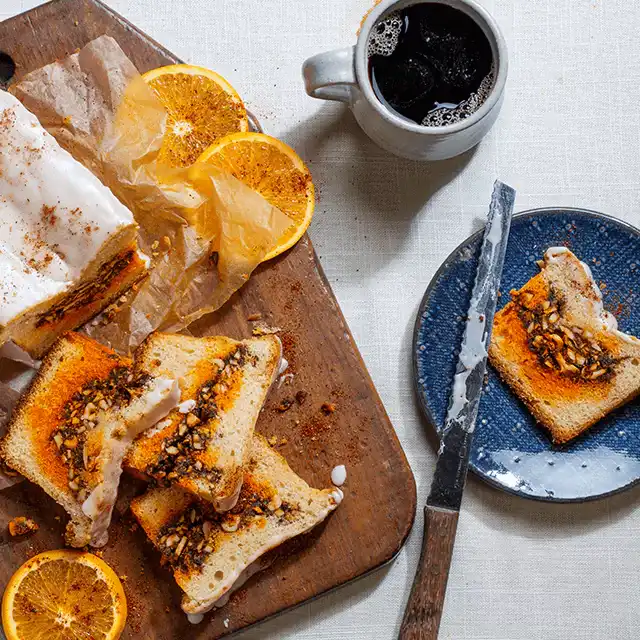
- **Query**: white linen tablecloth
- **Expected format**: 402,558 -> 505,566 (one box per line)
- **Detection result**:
2,1 -> 639,639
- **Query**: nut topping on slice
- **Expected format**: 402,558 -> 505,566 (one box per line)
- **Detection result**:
512,289 -> 617,381
50,365 -> 153,502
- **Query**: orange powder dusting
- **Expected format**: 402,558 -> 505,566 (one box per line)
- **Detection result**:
279,331 -> 297,373
23,334 -> 128,493
492,284 -> 612,404
214,366 -> 243,414
235,473 -> 276,510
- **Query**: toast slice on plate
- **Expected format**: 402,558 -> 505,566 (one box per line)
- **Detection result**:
131,434 -> 341,616
0,333 -> 180,547
489,247 -> 640,444
125,332 -> 282,511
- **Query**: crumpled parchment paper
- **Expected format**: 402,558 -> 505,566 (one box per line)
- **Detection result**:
0,36 -> 291,484
11,34 -> 291,353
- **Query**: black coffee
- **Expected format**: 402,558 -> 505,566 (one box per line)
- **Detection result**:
367,3 -> 494,127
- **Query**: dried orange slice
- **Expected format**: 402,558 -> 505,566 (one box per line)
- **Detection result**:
197,132 -> 315,260
143,64 -> 248,167
2,550 -> 127,640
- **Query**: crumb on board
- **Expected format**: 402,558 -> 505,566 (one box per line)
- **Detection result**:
1,462 -> 19,477
301,416 -> 331,438
247,312 -> 262,321
8,516 -> 38,537
268,436 -> 278,446
280,437 -> 288,445
94,549 -> 104,558
321,403 -> 336,415
277,373 -> 294,387
252,321 -> 282,336
119,574 -> 128,582
276,398 -> 294,413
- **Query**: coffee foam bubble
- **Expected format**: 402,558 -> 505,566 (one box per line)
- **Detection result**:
422,69 -> 495,127
367,11 -> 403,57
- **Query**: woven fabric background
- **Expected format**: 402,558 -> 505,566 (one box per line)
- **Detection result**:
3,1 -> 639,639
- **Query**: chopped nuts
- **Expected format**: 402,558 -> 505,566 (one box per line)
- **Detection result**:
321,403 -> 336,415
186,413 -> 200,427
512,290 -> 615,381
147,347 -> 248,484
276,398 -> 294,413
221,515 -> 241,533
8,516 -> 38,537
82,403 -> 97,421
252,322 -> 282,336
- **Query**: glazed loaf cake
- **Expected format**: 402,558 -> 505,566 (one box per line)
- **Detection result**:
0,90 -> 148,358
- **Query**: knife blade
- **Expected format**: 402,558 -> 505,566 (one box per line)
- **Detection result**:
400,180 -> 515,640
429,180 -> 515,511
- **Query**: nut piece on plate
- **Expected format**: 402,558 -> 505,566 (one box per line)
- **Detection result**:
8,516 -> 38,537
489,247 -> 640,444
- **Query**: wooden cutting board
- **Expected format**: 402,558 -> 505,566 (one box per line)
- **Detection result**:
0,1 -> 416,637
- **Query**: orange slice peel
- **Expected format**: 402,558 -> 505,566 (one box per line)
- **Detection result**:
197,132 -> 315,260
143,64 -> 248,167
2,550 -> 127,640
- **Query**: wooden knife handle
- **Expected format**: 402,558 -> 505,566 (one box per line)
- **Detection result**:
398,505 -> 460,640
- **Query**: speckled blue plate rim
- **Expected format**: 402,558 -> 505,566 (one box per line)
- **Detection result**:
413,207 -> 640,503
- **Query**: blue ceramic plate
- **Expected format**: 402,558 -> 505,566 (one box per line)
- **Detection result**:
414,208 -> 640,502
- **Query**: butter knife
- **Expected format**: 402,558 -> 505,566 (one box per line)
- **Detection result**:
400,181 -> 516,640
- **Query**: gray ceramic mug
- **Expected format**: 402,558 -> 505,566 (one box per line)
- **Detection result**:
302,0 -> 508,161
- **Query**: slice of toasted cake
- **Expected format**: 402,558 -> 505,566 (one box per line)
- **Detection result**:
125,332 -> 282,511
489,247 -> 640,444
131,434 -> 341,616
0,90 -> 148,358
0,333 -> 180,547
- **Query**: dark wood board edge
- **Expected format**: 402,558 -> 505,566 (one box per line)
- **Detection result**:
0,0 -> 417,636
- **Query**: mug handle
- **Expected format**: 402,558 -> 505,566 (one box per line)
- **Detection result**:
302,46 -> 357,103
